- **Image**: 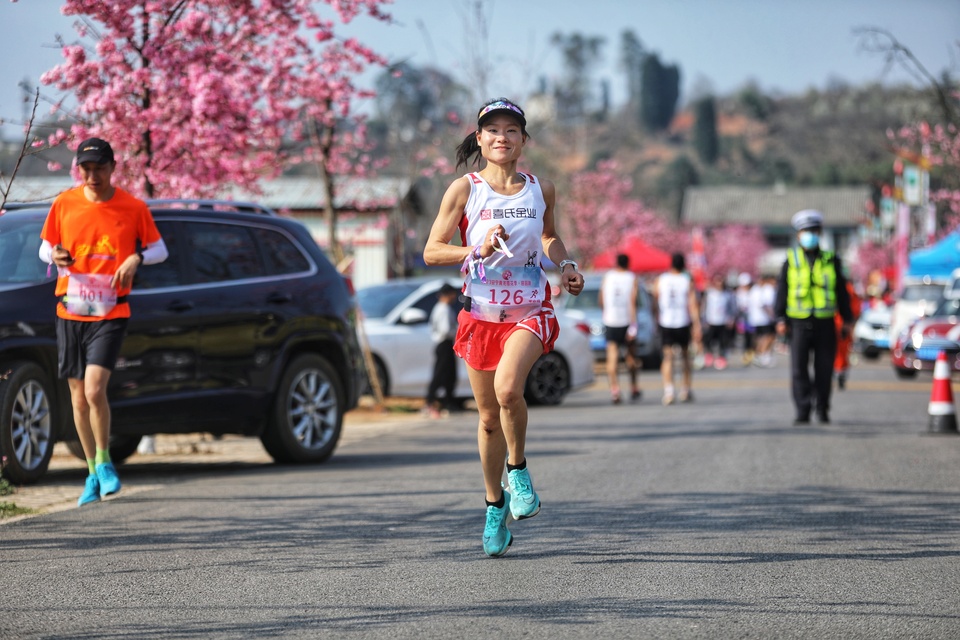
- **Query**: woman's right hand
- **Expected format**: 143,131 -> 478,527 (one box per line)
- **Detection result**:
482,225 -> 508,257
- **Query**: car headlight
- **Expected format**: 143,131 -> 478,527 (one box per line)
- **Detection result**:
912,333 -> 923,349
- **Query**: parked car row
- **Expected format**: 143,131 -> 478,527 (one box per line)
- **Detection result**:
891,295 -> 960,378
1,201 -> 363,484
853,302 -> 892,360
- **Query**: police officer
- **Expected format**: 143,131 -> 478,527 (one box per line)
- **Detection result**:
774,210 -> 853,425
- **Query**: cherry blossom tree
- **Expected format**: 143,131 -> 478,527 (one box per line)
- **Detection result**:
39,0 -> 392,200
561,160 -> 683,267
858,28 -> 960,233
700,224 -> 770,280
889,121 -> 960,231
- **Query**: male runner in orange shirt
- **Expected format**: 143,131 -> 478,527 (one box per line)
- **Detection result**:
40,138 -> 168,506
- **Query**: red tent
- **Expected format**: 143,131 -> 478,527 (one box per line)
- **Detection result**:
592,236 -> 672,273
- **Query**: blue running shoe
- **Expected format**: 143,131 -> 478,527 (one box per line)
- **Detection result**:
507,467 -> 540,520
96,462 -> 121,497
482,492 -> 513,557
78,474 -> 101,507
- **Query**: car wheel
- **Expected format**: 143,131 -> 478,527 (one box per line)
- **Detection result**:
0,361 -> 56,485
524,352 -> 569,406
894,367 -> 917,379
261,353 -> 343,464
65,435 -> 142,464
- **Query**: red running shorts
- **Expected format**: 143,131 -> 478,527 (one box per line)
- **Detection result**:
454,301 -> 560,371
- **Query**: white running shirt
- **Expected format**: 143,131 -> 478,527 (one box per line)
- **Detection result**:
657,271 -> 692,328
601,270 -> 637,328
703,287 -> 733,326
461,172 -> 549,323
747,283 -> 774,327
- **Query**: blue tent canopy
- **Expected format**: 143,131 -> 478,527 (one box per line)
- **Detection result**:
907,231 -> 960,279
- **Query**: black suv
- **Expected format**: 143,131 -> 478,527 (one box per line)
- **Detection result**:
0,199 -> 363,484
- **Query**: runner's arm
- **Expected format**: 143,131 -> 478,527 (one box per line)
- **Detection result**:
140,238 -> 169,265
424,177 -> 480,266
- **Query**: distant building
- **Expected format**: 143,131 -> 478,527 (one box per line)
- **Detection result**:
682,183 -> 871,273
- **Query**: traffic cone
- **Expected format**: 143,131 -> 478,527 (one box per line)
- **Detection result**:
928,351 -> 959,434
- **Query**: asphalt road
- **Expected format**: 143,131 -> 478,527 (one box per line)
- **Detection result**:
2,354 -> 959,639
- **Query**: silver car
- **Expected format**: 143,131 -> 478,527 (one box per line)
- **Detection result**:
555,272 -> 662,369
356,277 -> 595,406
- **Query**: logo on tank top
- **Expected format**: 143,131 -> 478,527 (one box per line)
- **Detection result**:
480,207 -> 538,220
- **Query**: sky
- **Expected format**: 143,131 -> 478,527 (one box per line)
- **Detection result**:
1,0 -> 958,136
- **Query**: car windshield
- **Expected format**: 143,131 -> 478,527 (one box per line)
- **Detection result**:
933,297 -> 960,317
563,286 -> 600,311
355,282 -> 422,318
562,282 -> 648,311
0,214 -> 53,287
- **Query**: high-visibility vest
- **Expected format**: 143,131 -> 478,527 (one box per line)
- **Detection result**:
785,248 -> 837,319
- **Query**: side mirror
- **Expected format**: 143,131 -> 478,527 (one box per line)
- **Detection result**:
398,308 -> 429,325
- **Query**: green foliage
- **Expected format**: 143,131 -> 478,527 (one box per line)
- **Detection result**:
551,32 -> 606,121
0,457 -> 14,497
693,97 -> 719,165
620,30 -> 645,107
0,502 -> 34,518
811,162 -> 842,185
738,85 -> 773,121
640,53 -> 680,131
0,456 -> 33,519
657,154 -> 700,220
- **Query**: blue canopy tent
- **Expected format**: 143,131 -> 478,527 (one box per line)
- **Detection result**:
907,231 -> 960,279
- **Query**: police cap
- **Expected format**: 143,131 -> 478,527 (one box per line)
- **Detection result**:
791,209 -> 824,231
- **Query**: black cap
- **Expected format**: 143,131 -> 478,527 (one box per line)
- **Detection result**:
76,138 -> 114,165
438,283 -> 458,297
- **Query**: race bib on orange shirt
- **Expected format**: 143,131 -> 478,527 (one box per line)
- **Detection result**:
64,272 -> 117,317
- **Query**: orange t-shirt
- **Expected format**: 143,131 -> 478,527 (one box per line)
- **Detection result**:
40,186 -> 162,321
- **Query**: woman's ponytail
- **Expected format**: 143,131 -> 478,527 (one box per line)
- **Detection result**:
455,131 -> 481,171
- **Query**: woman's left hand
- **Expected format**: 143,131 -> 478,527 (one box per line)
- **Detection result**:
561,269 -> 584,296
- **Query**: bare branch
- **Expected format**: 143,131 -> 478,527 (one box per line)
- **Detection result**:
853,26 -> 959,127
0,89 -> 43,210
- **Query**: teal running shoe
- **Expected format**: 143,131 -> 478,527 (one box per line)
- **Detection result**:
482,492 -> 513,557
96,462 -> 122,497
78,474 -> 101,507
507,467 -> 540,520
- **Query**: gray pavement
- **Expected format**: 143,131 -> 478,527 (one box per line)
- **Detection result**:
2,398 -> 435,521
2,354 -> 960,639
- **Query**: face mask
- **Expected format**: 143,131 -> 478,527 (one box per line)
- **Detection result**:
798,231 -> 820,250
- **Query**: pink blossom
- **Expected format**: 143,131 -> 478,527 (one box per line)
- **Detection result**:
40,0 -> 392,199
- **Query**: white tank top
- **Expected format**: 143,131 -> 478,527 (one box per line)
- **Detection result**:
657,271 -> 692,328
703,288 -> 731,326
461,172 -> 549,322
601,270 -> 636,327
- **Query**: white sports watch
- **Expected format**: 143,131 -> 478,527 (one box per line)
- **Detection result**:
559,259 -> 579,272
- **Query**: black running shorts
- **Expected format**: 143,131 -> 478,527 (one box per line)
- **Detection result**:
660,325 -> 692,348
604,325 -> 631,346
56,317 -> 129,380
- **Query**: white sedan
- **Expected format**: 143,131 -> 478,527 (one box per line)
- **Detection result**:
355,277 -> 595,406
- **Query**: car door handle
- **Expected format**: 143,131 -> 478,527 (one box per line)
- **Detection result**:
166,300 -> 195,312
267,292 -> 293,304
